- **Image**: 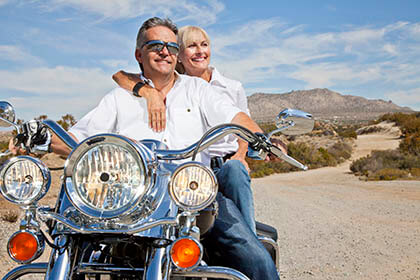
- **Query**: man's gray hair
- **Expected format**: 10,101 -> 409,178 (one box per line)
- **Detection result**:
136,17 -> 178,49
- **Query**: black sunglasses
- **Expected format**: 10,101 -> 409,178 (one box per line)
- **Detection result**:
142,40 -> 180,55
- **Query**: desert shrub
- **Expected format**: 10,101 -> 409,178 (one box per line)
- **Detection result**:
357,126 -> 383,135
247,159 -> 293,178
0,140 -> 8,152
337,128 -> 357,139
57,114 -> 77,131
327,142 -> 352,161
369,168 -> 408,181
399,133 -> 420,156
258,122 -> 277,134
410,168 -> 420,177
350,150 -> 420,179
1,210 -> 19,223
351,112 -> 420,180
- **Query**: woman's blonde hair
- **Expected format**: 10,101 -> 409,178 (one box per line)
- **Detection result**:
176,26 -> 211,74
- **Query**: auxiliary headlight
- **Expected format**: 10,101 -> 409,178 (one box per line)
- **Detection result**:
64,135 -> 152,219
169,162 -> 217,211
0,156 -> 51,205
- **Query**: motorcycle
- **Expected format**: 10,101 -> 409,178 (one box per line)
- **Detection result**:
0,101 -> 314,280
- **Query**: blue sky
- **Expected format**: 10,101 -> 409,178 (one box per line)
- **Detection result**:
1,0 -> 419,122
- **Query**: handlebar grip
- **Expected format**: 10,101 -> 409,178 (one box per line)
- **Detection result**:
270,145 -> 308,171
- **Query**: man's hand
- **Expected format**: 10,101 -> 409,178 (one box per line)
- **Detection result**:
9,138 -> 25,155
266,138 -> 288,161
229,152 -> 251,173
112,70 -> 167,132
230,139 -> 251,173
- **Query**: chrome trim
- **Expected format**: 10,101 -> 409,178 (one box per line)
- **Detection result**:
2,263 -> 47,280
38,208 -> 177,234
45,235 -> 74,280
169,161 -> 218,212
156,124 -> 258,161
78,263 -> 145,274
144,247 -> 170,279
169,237 -> 203,271
42,119 -> 78,150
63,134 -> 154,219
0,156 -> 51,205
7,230 -> 45,264
172,266 -> 250,280
0,101 -> 16,128
258,235 -> 280,270
1,263 -> 249,280
273,108 -> 314,136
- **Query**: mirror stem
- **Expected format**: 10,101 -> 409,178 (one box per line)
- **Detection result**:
266,121 -> 295,139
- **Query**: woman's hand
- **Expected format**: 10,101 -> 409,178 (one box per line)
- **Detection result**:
112,70 -> 167,132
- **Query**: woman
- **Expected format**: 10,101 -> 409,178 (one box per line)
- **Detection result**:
113,26 -> 256,233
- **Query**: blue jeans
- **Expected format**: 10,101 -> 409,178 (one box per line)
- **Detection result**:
205,193 -> 279,279
214,160 -> 256,233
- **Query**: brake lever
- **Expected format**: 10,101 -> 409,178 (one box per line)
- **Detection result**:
269,144 -> 308,171
248,132 -> 308,170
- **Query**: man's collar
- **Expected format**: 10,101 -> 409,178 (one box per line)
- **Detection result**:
140,72 -> 180,89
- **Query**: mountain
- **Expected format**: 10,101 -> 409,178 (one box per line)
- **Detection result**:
248,88 -> 413,122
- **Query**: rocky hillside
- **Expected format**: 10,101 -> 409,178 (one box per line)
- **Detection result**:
248,88 -> 413,123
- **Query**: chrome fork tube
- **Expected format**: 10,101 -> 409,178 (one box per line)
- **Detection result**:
143,247 -> 170,280
44,235 -> 75,280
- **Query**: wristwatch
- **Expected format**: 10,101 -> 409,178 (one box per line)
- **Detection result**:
132,81 -> 146,97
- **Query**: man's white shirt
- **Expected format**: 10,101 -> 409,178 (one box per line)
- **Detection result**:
70,74 -> 242,166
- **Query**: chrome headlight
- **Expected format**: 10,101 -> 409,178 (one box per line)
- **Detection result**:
0,156 -> 50,205
64,135 -> 152,219
169,162 -> 217,211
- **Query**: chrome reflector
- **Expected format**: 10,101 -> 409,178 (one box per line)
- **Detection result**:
0,156 -> 50,205
169,162 -> 217,211
65,134 -> 152,219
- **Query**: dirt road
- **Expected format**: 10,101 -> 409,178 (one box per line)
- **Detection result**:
253,123 -> 420,279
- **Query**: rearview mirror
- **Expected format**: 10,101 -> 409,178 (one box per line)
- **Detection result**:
276,108 -> 314,136
266,108 -> 314,138
0,101 -> 16,127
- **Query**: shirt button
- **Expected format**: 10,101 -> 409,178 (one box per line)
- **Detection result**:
163,139 -> 167,142
187,108 -> 191,112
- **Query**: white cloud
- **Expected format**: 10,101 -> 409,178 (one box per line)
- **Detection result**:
0,45 -> 44,65
385,88 -> 420,110
0,66 -> 116,120
210,20 -> 420,96
101,59 -> 130,68
383,43 -> 398,56
0,66 -> 113,95
47,0 -> 224,25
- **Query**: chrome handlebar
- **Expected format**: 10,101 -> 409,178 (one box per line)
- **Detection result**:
42,121 -> 308,171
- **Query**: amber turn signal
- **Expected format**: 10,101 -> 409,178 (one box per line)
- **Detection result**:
8,231 -> 40,263
170,238 -> 202,269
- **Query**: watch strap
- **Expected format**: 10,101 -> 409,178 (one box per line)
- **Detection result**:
132,81 -> 146,97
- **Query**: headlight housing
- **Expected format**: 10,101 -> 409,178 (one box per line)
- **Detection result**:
64,134 -> 152,219
0,156 -> 51,205
169,162 -> 217,211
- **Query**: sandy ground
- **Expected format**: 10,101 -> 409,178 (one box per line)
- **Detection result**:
1,122 -> 419,279
253,123 -> 420,280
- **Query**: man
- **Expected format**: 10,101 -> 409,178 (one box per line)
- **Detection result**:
16,17 -> 279,279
